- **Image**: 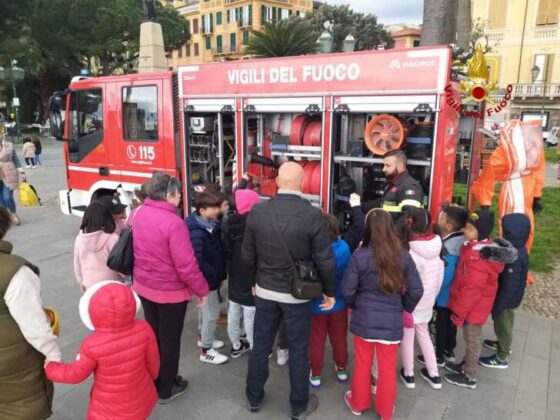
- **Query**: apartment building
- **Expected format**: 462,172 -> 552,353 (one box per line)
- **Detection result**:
472,0 -> 560,129
165,1 -> 315,67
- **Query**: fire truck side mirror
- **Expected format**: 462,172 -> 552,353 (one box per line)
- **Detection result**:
48,92 -> 66,141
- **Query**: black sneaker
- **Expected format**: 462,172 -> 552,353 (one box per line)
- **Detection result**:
483,339 -> 498,351
291,394 -> 319,420
246,398 -> 262,413
399,367 -> 415,389
231,341 -> 251,359
416,354 -> 445,367
444,362 -> 464,375
158,379 -> 189,404
420,367 -> 442,389
444,350 -> 456,363
444,372 -> 477,389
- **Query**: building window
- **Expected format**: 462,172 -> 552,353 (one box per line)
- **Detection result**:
202,15 -> 213,33
178,46 -> 183,58
537,0 -> 559,25
205,37 -> 212,50
413,40 -> 420,47
230,33 -> 237,52
194,43 -> 199,56
280,9 -> 289,20
217,35 -> 223,54
193,18 -> 199,34
186,44 -> 191,57
487,0 -> 507,29
216,11 -> 222,25
243,30 -> 250,45
122,86 -> 158,142
533,53 -> 554,82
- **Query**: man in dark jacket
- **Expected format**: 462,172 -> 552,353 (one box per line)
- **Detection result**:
380,150 -> 424,214
242,162 -> 336,420
186,192 -> 228,365
479,213 -> 530,369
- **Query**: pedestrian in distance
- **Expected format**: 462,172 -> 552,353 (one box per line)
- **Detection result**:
0,206 -> 61,419
434,204 -> 468,366
45,281 -> 160,420
225,188 -> 261,357
479,213 -> 531,369
398,207 -> 444,390
22,137 -> 37,168
0,134 -> 23,225
32,136 -> 43,166
309,192 -> 365,389
445,210 -> 517,390
243,162 -> 337,420
186,191 -> 229,365
341,208 -> 423,419
131,171 -> 209,403
74,201 -> 120,292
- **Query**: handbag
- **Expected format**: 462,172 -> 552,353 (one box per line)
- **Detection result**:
107,206 -> 141,276
268,201 -> 323,300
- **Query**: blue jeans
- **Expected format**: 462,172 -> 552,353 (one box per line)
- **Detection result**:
246,296 -> 313,416
0,182 -> 16,213
35,154 -> 42,165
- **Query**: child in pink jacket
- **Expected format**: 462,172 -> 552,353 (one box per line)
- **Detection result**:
399,208 -> 444,390
74,202 -> 121,291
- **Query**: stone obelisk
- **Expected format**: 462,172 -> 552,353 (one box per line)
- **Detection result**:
138,0 -> 167,73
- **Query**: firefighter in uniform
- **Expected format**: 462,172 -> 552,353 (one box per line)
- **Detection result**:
380,150 -> 425,215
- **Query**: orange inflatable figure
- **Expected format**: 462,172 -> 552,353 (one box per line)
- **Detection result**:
471,119 -> 545,253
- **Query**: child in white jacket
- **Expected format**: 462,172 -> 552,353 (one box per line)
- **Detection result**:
399,208 -> 444,390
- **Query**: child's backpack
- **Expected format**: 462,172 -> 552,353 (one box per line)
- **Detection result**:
18,181 -> 41,207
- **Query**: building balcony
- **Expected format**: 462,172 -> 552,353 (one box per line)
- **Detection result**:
531,25 -> 560,42
175,0 -> 200,15
512,83 -> 560,100
212,45 -> 239,55
485,25 -> 560,45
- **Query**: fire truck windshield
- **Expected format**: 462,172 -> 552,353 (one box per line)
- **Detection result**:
68,89 -> 104,163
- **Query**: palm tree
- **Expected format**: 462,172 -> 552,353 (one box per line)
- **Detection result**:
244,18 -> 319,58
420,0 -> 458,46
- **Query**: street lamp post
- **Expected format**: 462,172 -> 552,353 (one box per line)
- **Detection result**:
316,21 -> 333,54
343,34 -> 356,53
0,60 -> 25,142
531,64 -> 546,129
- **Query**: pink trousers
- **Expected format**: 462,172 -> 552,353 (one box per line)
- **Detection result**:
401,323 -> 439,377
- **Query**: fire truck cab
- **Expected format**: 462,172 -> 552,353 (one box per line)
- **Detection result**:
50,46 -> 475,223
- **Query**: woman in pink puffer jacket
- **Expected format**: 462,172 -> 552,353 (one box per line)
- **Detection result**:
399,208 -> 444,390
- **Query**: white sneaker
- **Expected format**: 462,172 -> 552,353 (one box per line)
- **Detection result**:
277,348 -> 289,366
200,348 -> 228,365
25,165 -> 31,169
32,165 -> 38,169
197,339 -> 225,350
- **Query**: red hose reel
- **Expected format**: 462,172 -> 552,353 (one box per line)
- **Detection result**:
290,115 -> 321,147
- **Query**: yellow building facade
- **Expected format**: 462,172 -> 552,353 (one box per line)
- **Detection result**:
472,0 -> 560,129
165,0 -> 314,67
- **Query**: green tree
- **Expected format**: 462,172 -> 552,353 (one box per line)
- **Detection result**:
244,18 -> 318,58
305,4 -> 393,52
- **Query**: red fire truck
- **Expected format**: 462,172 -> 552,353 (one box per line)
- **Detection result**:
49,46 -> 483,221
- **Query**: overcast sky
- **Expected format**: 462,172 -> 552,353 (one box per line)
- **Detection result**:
323,0 -> 424,24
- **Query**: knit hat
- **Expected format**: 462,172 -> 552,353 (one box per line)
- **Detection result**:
235,189 -> 261,215
466,209 -> 494,240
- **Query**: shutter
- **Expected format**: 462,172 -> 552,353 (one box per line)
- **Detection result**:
261,5 -> 266,24
217,11 -> 222,26
217,35 -> 223,54
249,4 -> 253,25
210,14 -> 213,32
186,44 -> 191,57
231,33 -> 237,52
272,7 -> 277,21
488,0 -> 507,29
243,30 -> 250,44
227,9 -> 230,23
205,36 -> 211,50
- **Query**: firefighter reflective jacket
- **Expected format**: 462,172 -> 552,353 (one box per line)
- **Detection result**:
382,170 -> 425,213
471,119 -> 545,252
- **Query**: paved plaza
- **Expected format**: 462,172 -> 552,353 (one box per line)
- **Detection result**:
6,141 -> 560,420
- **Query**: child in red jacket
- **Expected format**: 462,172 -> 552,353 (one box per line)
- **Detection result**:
45,281 -> 160,420
444,210 -> 516,390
